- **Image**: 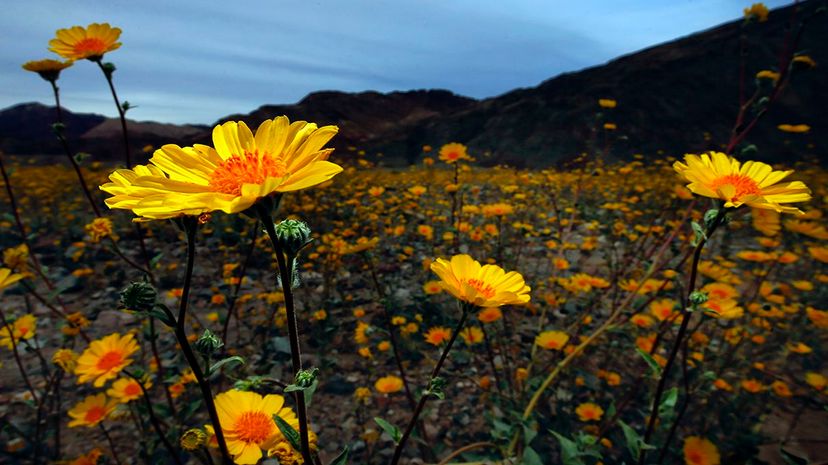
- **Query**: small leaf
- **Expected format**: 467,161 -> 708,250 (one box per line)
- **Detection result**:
522,446 -> 543,465
619,420 -> 641,458
691,221 -> 706,246
274,415 -> 301,452
209,356 -> 245,376
522,424 -> 538,446
373,417 -> 401,444
659,387 -> 679,414
328,446 -> 350,465
635,347 -> 662,377
550,430 -> 585,465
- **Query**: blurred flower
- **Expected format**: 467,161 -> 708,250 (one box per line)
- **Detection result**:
85,217 -> 115,243
68,394 -> 118,427
805,372 -> 826,391
430,254 -> 530,307
49,23 -> 122,61
0,314 -> 37,349
598,98 -> 617,108
535,330 -> 569,350
743,3 -> 769,22
777,124 -> 810,134
575,402 -> 604,422
22,59 -> 72,82
107,377 -> 151,403
374,375 -> 404,394
424,326 -> 452,346
755,70 -> 780,83
683,436 -> 720,465
100,117 -> 342,220
52,348 -> 79,372
0,268 -> 24,291
673,152 -> 811,213
460,326 -> 484,345
438,142 -> 470,164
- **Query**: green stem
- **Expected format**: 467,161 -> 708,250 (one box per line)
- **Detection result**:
96,60 -> 131,167
257,205 -> 315,465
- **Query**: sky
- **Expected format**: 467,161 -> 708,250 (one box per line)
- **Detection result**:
2,0 -> 792,125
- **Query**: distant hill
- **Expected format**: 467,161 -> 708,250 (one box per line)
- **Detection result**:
1,1 -> 824,167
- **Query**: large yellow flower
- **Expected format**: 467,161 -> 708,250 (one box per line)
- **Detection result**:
673,152 -> 811,214
100,117 -> 342,220
49,23 -> 122,61
75,333 -> 140,387
430,254 -> 530,307
213,389 -> 301,465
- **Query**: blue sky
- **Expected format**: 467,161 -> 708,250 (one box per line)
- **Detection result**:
2,0 -> 791,124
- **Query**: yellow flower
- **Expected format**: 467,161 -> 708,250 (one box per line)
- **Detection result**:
535,330 -> 569,350
53,348 -> 79,372
777,124 -> 810,133
755,70 -> 780,82
0,267 -> 25,291
213,389 -> 302,465
438,142 -> 470,164
68,393 -> 118,427
575,402 -> 604,422
741,378 -> 764,393
477,307 -> 503,324
100,117 -> 342,220
424,326 -> 452,346
743,3 -> 769,22
603,122 -> 617,131
649,299 -> 678,321
808,246 -> 828,264
22,59 -> 72,82
75,333 -> 140,387
106,377 -> 151,403
784,220 -> 828,240
85,217 -> 115,242
354,387 -> 371,404
374,375 -> 404,394
460,326 -> 484,345
673,152 -> 811,213
792,55 -> 817,68
312,309 -> 327,321
67,448 -> 103,465
0,314 -> 37,349
805,372 -> 826,391
49,23 -> 122,61
751,207 -> 780,236
598,98 -> 617,108
683,436 -> 720,465
430,254 -> 530,307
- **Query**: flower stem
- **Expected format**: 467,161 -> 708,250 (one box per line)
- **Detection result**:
124,370 -> 184,465
389,302 -> 472,465
638,208 -> 727,464
96,60 -> 131,167
257,205 -> 315,465
175,218 -> 233,464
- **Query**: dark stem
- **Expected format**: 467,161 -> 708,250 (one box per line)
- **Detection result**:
100,423 -> 124,465
258,205 -> 314,464
96,60 -> 131,167
638,208 -> 727,464
389,302 -> 471,465
175,218 -> 233,464
124,370 -> 185,465
221,220 -> 259,343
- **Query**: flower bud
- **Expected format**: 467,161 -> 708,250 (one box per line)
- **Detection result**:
180,428 -> 206,451
120,281 -> 157,313
295,368 -> 319,388
272,219 -> 312,255
194,329 -> 224,358
689,290 -> 709,306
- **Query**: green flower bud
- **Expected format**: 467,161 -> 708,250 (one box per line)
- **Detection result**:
272,219 -> 312,255
689,290 -> 709,306
179,428 -> 206,451
120,281 -> 157,313
194,329 -> 224,357
295,368 -> 319,388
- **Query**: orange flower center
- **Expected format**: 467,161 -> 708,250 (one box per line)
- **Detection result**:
208,151 -> 287,196
709,174 -> 761,201
96,351 -> 124,371
686,450 -> 703,464
234,411 -> 275,444
124,382 -> 142,397
74,38 -> 108,56
84,406 -> 106,424
464,278 -> 496,299
444,151 -> 460,160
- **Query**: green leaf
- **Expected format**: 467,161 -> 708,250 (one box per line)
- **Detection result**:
522,446 -> 543,465
149,252 -> 164,268
208,356 -> 245,376
659,387 -> 679,414
619,420 -> 641,458
47,275 -> 78,301
691,221 -> 706,246
522,424 -> 538,446
303,378 -> 319,407
635,347 -> 662,377
274,415 -> 301,452
550,430 -> 585,465
328,446 -> 349,465
373,417 -> 401,444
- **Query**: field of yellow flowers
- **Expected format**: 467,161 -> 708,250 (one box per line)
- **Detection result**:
2,9 -> 827,465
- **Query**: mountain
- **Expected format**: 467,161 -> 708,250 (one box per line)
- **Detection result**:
1,1 -> 824,166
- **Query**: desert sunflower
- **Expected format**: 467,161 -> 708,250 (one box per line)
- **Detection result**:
100,117 -> 342,220
0,268 -> 24,291
49,23 -> 122,61
430,254 -> 530,307
213,389 -> 303,465
67,393 -> 119,428
673,152 -> 811,214
75,332 -> 139,387
22,59 -> 72,82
